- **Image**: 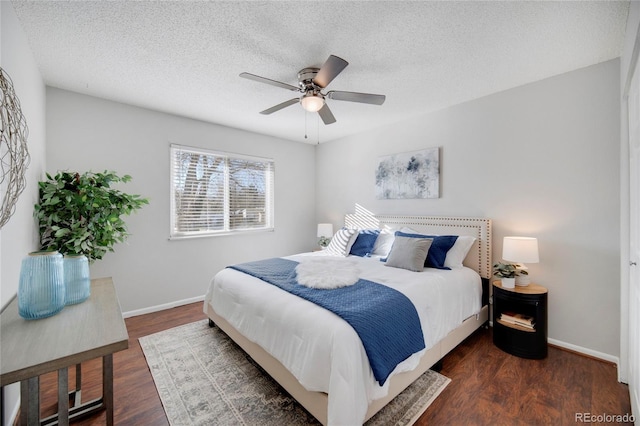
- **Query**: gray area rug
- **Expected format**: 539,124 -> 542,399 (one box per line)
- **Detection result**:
139,320 -> 450,426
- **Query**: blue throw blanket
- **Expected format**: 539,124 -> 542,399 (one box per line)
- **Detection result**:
228,258 -> 426,385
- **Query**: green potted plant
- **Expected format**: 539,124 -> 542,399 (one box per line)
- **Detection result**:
34,171 -> 149,262
33,171 -> 148,305
492,262 -> 521,289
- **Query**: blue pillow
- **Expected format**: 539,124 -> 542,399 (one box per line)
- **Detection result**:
349,229 -> 380,257
395,231 -> 458,270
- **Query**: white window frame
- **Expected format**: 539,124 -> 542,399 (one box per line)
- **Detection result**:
170,144 -> 274,239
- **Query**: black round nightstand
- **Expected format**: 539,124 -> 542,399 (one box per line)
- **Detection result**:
492,281 -> 548,359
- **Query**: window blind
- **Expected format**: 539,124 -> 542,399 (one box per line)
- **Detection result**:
170,144 -> 274,238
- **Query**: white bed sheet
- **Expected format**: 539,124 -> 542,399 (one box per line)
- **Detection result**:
204,252 -> 482,425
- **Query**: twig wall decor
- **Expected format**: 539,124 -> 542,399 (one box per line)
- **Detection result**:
0,67 -> 30,229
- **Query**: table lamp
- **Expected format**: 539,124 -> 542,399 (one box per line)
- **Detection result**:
502,236 -> 539,286
317,223 -> 334,248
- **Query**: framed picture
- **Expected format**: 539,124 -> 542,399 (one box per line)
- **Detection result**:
375,147 -> 440,199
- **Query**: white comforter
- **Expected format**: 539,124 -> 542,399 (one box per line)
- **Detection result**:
204,252 -> 481,425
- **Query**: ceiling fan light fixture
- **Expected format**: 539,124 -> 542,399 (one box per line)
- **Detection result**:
241,54 -> 385,125
300,93 -> 324,112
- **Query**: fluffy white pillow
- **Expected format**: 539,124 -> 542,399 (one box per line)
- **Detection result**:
296,257 -> 360,289
325,228 -> 358,256
444,236 -> 476,268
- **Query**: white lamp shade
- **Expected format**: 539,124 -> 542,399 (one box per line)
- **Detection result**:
502,236 -> 539,263
317,223 -> 334,238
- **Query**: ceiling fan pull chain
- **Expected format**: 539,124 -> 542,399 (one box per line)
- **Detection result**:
304,111 -> 308,139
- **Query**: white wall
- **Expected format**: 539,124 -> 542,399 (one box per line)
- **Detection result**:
316,60 -> 621,359
45,88 -> 316,313
0,2 -> 47,307
1,2 -> 47,423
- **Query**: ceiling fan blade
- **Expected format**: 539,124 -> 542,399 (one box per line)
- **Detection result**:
327,90 -> 386,105
318,103 -> 336,125
240,72 -> 300,92
260,98 -> 300,115
313,55 -> 349,88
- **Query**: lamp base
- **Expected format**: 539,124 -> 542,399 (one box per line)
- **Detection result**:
515,275 -> 531,286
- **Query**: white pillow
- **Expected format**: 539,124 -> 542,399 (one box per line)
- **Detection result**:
325,228 -> 358,256
371,229 -> 394,257
444,236 -> 476,268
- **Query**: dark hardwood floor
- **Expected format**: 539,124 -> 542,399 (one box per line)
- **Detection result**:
419,331 -> 632,425
33,302 -> 632,425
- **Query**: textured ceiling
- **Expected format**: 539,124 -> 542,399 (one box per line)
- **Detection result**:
11,1 -> 630,144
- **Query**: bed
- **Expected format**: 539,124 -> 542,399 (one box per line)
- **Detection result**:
203,214 -> 492,425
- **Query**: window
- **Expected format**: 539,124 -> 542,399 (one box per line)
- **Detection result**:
170,144 -> 274,238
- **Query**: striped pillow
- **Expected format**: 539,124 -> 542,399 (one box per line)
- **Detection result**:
325,228 -> 357,256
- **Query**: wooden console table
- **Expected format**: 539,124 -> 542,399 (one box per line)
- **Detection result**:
1,277 -> 128,425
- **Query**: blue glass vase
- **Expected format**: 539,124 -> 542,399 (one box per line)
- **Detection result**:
64,254 -> 90,305
18,251 -> 65,319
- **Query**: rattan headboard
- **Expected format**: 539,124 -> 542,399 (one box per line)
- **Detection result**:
344,214 -> 492,279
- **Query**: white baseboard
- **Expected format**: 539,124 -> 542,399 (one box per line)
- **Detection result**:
547,337 -> 620,372
122,295 -> 205,318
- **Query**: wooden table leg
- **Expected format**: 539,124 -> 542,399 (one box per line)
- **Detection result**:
102,355 -> 113,426
20,377 -> 39,426
57,368 -> 69,426
74,364 -> 81,406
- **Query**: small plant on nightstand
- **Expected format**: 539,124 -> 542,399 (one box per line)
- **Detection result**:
493,262 -> 521,289
318,236 -> 331,248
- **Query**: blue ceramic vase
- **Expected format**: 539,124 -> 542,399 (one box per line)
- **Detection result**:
18,251 -> 65,319
63,254 -> 90,305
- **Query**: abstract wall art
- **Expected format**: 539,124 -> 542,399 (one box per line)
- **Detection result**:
375,147 -> 439,199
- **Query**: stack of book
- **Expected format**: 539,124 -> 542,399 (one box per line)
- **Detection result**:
500,311 -> 535,330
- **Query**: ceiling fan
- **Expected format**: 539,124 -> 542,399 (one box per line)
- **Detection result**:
240,55 -> 385,125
